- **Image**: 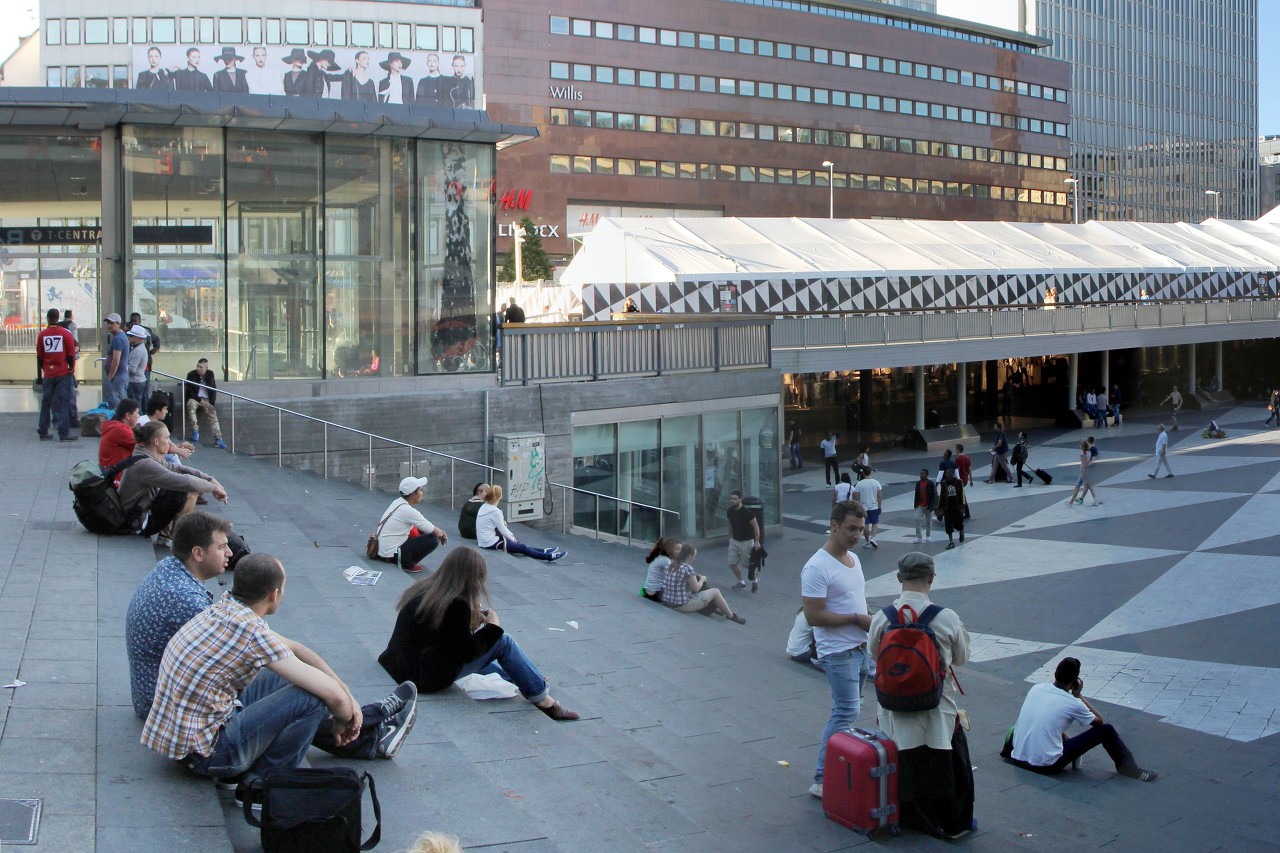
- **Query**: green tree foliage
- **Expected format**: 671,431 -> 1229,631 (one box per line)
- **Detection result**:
498,217 -> 555,282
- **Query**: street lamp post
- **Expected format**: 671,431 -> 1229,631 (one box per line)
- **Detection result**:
1205,189 -> 1221,220
822,160 -> 835,219
1064,177 -> 1080,225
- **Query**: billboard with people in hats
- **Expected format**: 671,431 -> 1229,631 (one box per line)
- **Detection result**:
130,45 -> 477,107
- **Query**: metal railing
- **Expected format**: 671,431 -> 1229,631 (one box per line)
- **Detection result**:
771,298 -> 1280,350
499,314 -> 772,386
151,369 -> 677,540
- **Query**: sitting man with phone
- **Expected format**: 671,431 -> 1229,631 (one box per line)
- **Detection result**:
1003,656 -> 1157,782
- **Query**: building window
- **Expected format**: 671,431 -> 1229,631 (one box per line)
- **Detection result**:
66,19 -> 81,45
395,23 -> 409,48
572,19 -> 591,36
442,26 -> 456,52
266,18 -> 281,44
316,21 -> 330,46
571,110 -> 590,126
153,18 -> 176,43
179,18 -> 194,42
286,20 -> 308,44
248,18 -> 262,43
352,22 -> 373,48
219,18 -> 243,44
638,160 -> 656,176
617,113 -> 636,130
550,16 -> 569,35
416,26 -> 437,51
550,62 -> 568,80
460,28 -> 474,53
85,66 -> 109,88
378,23 -> 392,48
46,67 -> 62,86
639,26 -> 656,44
113,66 -> 129,88
573,156 -> 591,173
67,67 -> 83,87
132,18 -> 148,42
199,18 -> 214,43
46,20 -> 62,45
113,18 -> 128,43
550,154 -> 570,173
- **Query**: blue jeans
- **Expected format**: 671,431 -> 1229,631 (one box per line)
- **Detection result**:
815,645 -> 869,783
37,374 -> 73,438
484,537 -> 557,561
103,367 -> 127,408
789,442 -> 802,469
127,381 -> 148,406
456,633 -> 549,704
187,671 -> 386,783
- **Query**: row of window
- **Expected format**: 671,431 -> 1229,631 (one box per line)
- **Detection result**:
547,108 -> 1069,173
548,16 -> 1064,104
45,17 -> 475,54
548,62 -> 1069,139
720,0 -> 1037,54
45,66 -> 126,89
548,154 -> 1070,208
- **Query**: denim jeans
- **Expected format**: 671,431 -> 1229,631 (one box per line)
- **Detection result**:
484,537 -> 557,561
103,368 -> 128,409
1010,723 -> 1134,775
815,645 -> 869,783
187,670 -> 387,783
37,374 -> 73,438
128,382 -> 148,407
789,442 -> 802,469
398,532 -> 440,570
456,633 -> 549,704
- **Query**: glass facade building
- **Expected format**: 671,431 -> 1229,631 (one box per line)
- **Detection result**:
1036,0 -> 1258,221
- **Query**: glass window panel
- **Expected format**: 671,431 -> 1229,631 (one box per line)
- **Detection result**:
573,156 -> 591,173
85,18 -> 108,44
638,70 -> 656,87
595,157 -> 614,174
777,43 -> 793,59
698,33 -> 714,49
617,68 -> 635,85
719,35 -> 734,51
550,16 -> 569,35
572,19 -> 591,36
85,66 -> 109,87
617,24 -> 635,41
701,412 -> 742,537
550,154 -> 570,173
740,38 -> 756,54
47,20 -> 62,46
572,64 -> 591,82
379,23 -> 393,48
798,45 -> 813,61
352,21 -> 373,47
284,19 -> 308,44
740,80 -> 755,96
266,19 -> 281,45
199,18 -> 214,43
678,31 -> 694,48
758,166 -> 774,183
679,162 -> 696,179
219,17 -> 243,43
179,18 -> 194,43
550,62 -> 568,80
67,67 -> 83,87
46,67 -> 62,86
442,26 -> 456,52
617,113 -> 636,130
758,125 -> 774,140
595,66 -> 613,84
660,161 -> 676,178
571,110 -> 590,126
113,66 -> 129,88
595,112 -> 614,129
699,77 -> 714,93
638,159 -> 657,176
617,159 -> 636,176
133,18 -> 148,42
66,19 -> 81,44
659,72 -> 674,89
638,114 -> 656,131
659,29 -> 677,46
658,116 -> 676,133
758,40 -> 774,57
548,108 -> 568,125
247,18 -> 263,43
573,425 -> 620,534
639,27 -> 656,44
739,165 -> 755,181
416,25 -> 437,50
699,163 -> 715,180
596,21 -> 613,39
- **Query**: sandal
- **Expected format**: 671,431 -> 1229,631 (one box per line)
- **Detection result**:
729,613 -> 746,625
537,700 -> 580,722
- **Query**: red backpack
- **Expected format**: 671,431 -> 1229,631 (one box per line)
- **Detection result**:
874,604 -> 945,712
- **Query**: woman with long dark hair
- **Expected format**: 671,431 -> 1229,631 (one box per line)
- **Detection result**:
641,537 -> 678,602
378,547 -> 579,721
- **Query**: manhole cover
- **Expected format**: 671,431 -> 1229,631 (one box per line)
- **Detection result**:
0,798 -> 41,845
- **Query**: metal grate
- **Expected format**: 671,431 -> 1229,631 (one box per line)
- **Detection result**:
0,797 -> 42,845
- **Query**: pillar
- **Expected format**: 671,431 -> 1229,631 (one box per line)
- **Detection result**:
1215,341 -> 1224,391
915,366 -> 926,430
1188,344 -> 1197,397
1068,352 -> 1078,410
957,362 -> 968,424
1101,350 -> 1110,394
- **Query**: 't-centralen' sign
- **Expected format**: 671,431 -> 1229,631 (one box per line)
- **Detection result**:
0,226 -> 214,246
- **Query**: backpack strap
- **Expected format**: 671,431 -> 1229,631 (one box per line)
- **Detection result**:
104,453 -> 146,482
374,500 -> 401,539
916,604 -> 944,626
360,771 -> 382,850
880,605 -> 901,627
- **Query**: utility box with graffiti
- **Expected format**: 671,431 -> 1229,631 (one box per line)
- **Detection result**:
492,432 -> 545,523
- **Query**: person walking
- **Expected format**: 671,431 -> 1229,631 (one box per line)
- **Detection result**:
1011,431 -> 1035,487
939,469 -> 965,549
1148,424 -> 1174,479
912,469 -> 937,543
985,421 -> 1014,484
869,552 -> 974,839
820,432 -> 840,486
831,472 -> 854,507
854,469 -> 883,549
1111,383 -> 1123,426
787,421 -> 803,470
1266,388 -> 1280,428
801,500 -> 873,800
1160,387 -> 1182,430
1066,440 -> 1101,506
725,490 -> 761,590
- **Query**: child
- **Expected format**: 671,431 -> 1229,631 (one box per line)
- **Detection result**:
642,537 -> 679,602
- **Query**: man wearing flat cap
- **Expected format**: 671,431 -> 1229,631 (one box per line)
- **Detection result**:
869,552 -> 974,840
212,48 -> 249,93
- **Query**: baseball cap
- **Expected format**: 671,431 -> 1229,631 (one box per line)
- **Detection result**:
399,476 -> 429,496
104,312 -> 122,324
127,325 -> 147,338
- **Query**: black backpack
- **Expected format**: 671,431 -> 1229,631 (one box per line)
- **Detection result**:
69,456 -> 145,535
246,767 -> 382,852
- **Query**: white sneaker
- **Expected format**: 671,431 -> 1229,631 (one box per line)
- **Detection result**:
861,542 -> 871,549
912,536 -> 922,544
808,782 -> 823,799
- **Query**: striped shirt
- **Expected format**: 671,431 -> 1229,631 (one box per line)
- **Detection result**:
141,592 -> 292,760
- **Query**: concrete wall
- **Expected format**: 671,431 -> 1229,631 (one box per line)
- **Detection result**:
178,368 -> 780,533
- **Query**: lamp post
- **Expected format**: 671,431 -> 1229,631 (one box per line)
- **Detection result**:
822,160 -> 835,218
1205,189 -> 1221,220
1064,177 -> 1080,225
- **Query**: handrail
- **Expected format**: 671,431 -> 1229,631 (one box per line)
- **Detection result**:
151,369 -> 678,541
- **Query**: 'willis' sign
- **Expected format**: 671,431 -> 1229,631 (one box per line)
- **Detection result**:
548,84 -> 584,100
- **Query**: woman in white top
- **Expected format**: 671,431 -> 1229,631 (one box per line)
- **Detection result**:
642,537 -> 678,601
476,484 -> 567,562
375,476 -> 449,573
831,472 -> 854,507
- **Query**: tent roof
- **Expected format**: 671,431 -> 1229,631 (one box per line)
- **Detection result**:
560,217 -> 1280,287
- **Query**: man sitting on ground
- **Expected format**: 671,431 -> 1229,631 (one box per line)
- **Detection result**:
1003,656 -> 1157,782
126,512 -> 233,719
457,482 -> 490,540
142,554 -> 419,797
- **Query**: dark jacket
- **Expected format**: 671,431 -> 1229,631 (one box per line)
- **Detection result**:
458,498 -> 484,540
282,69 -> 310,95
212,68 -> 249,93
173,68 -> 214,92
136,69 -> 172,91
184,369 -> 217,406
912,478 -> 937,510
377,75 -> 415,104
378,597 -> 503,692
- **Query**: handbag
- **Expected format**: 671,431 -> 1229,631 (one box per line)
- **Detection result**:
366,503 -> 399,560
245,766 -> 381,852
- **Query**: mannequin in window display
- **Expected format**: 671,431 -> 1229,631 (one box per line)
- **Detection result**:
342,51 -> 378,102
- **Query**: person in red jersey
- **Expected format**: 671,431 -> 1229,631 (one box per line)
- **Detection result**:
36,308 -> 78,442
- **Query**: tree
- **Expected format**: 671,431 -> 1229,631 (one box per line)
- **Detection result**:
498,217 -> 555,282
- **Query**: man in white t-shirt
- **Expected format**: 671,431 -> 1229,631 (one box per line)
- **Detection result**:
374,477 -> 449,573
853,470 -> 883,549
1004,657 -> 1156,782
1148,424 -> 1174,479
820,432 -> 839,485
801,500 -> 872,799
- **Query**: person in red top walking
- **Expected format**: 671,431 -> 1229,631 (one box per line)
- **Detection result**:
99,398 -> 142,475
36,308 -> 78,442
954,444 -> 974,487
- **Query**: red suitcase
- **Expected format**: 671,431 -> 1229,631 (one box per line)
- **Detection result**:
822,727 -> 900,837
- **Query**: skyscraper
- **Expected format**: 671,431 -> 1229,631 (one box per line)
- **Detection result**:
1035,0 -> 1258,221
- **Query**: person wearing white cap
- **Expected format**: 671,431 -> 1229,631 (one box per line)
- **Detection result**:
126,325 -> 150,405
373,477 -> 449,573
102,313 -> 130,408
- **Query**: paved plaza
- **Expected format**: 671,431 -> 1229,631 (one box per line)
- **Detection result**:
1,401 -> 1279,851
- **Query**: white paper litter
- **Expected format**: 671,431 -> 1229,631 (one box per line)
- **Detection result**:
547,627 -> 566,632
343,566 -> 382,586
3,680 -> 26,689
566,621 -> 579,629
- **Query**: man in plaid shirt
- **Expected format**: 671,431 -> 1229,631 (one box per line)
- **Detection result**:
142,553 -> 418,793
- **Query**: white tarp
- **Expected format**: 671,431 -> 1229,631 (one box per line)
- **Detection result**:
561,216 -> 1280,287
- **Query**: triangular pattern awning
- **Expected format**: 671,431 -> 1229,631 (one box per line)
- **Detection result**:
561,216 -> 1280,288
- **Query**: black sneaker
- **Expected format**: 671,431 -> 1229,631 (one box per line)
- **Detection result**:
751,579 -> 759,593
59,435 -> 78,442
373,681 -> 417,722
38,433 -> 52,441
376,695 -> 418,759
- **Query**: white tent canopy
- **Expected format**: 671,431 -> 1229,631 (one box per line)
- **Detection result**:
561,216 -> 1280,288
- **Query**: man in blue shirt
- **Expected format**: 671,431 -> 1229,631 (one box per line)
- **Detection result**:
101,312 -> 130,408
126,512 -> 234,718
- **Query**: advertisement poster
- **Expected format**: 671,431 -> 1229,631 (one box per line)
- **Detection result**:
131,45 -> 476,108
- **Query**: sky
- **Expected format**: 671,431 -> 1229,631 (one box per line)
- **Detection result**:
0,2 -> 1279,133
